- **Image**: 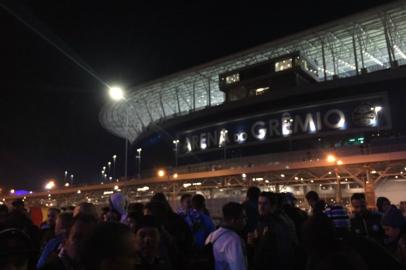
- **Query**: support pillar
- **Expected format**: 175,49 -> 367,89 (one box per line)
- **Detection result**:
364,171 -> 376,210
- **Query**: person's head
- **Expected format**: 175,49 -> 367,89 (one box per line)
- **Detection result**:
246,186 -> 261,202
0,228 -> 36,270
109,193 -> 129,221
73,202 -> 98,219
382,205 -> 406,241
258,192 -> 278,216
82,222 -> 136,270
376,197 -> 391,213
64,214 -> 98,262
143,201 -> 167,225
191,194 -> 206,211
351,193 -> 366,215
305,191 -> 320,209
11,200 -> 25,213
180,194 -> 192,211
55,212 -> 74,236
280,192 -> 297,207
151,192 -> 173,213
47,207 -> 61,227
134,215 -> 160,260
222,202 -> 245,232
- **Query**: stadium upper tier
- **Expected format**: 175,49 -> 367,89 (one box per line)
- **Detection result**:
100,1 -> 406,143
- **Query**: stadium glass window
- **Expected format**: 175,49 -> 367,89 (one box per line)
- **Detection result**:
225,73 -> 240,84
275,58 -> 293,72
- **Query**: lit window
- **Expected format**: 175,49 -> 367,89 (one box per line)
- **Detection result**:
275,58 -> 292,72
225,73 -> 240,84
255,87 -> 270,95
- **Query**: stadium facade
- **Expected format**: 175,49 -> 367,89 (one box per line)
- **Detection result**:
5,1 -> 406,211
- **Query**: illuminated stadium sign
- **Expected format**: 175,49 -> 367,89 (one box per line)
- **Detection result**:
178,94 -> 390,154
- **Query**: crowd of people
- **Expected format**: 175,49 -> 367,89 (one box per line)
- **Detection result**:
0,188 -> 405,270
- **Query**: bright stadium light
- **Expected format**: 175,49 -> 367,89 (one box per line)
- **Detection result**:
157,169 -> 165,177
45,180 -> 55,190
326,154 -> 336,163
108,86 -> 125,101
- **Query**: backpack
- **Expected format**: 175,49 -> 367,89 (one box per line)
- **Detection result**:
189,230 -> 229,270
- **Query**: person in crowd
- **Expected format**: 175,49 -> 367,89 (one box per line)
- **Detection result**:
150,193 -> 194,261
73,202 -> 98,220
108,192 -> 128,223
377,197 -> 391,215
81,222 -> 138,270
280,192 -> 308,240
248,192 -> 297,270
0,228 -> 37,270
37,212 -> 74,269
187,194 -> 215,249
39,214 -> 98,270
40,208 -> 61,247
302,214 -> 368,270
382,205 -> 406,265
134,215 -> 172,270
350,193 -> 384,243
305,191 -> 326,215
0,204 -> 9,231
11,199 -> 27,214
100,206 -> 110,222
324,203 -> 350,236
177,194 -> 192,217
205,202 -> 247,270
242,186 -> 260,235
6,207 -> 41,251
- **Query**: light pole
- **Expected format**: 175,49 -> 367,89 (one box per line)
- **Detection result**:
136,148 -> 142,179
107,162 -> 111,177
64,171 -> 68,182
173,140 -> 179,168
112,155 -> 117,179
70,174 -> 74,186
108,86 -> 129,179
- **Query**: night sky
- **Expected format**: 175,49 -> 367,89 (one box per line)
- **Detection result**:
0,0 -> 392,191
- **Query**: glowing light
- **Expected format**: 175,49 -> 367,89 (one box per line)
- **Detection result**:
219,129 -> 228,147
108,86 -> 125,101
157,169 -> 165,177
236,132 -> 247,143
242,173 -> 247,178
183,183 -> 191,188
257,128 -> 267,140
371,170 -> 377,174
280,174 -> 285,178
10,189 -> 15,194
173,173 -> 178,179
374,106 -> 382,113
77,190 -> 81,194
64,182 -> 70,187
137,186 -> 150,192
326,154 -> 336,163
294,176 -> 299,180
114,185 -> 119,190
45,180 -> 55,190
337,160 -> 343,165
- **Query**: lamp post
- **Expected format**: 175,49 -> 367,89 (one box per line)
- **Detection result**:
136,148 -> 142,179
108,86 -> 129,179
112,155 -> 117,179
172,139 -> 179,168
70,174 -> 74,186
107,162 -> 111,177
64,171 -> 68,182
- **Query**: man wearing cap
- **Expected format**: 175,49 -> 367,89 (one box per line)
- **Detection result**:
382,205 -> 406,265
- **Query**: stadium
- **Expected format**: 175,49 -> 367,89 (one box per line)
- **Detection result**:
5,0 -> 406,214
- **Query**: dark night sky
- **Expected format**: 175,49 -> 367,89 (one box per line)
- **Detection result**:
0,0 -> 392,191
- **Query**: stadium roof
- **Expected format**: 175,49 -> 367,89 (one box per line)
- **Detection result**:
100,1 -> 406,143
